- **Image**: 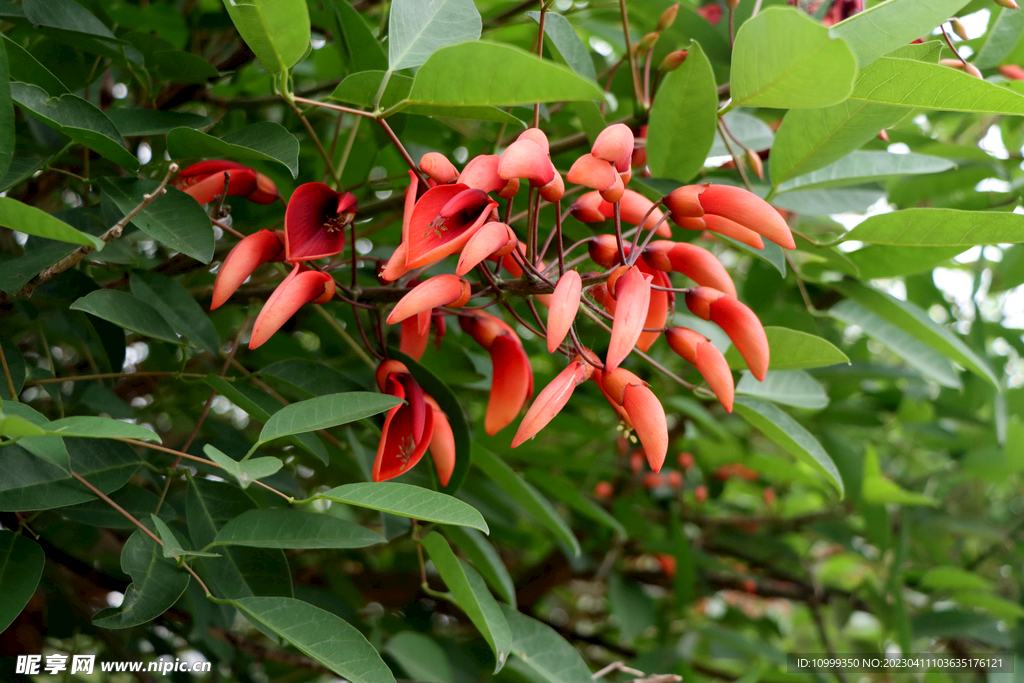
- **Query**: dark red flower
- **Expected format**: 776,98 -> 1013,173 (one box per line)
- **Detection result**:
284,182 -> 358,262
175,160 -> 279,205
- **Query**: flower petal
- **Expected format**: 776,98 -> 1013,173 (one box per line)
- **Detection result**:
666,327 -> 734,411
458,154 -> 504,193
512,359 -> 591,447
427,398 -> 456,486
374,377 -> 435,482
212,229 -> 284,309
456,222 -> 518,276
420,152 -> 459,184
698,184 -> 795,249
592,123 -> 634,172
637,271 -> 669,352
250,265 -> 333,349
606,266 -> 652,372
566,154 -> 618,192
387,275 -> 472,325
709,295 -> 769,381
180,169 -> 258,205
485,333 -> 533,435
498,139 -> 555,186
405,184 -> 497,269
546,270 -> 582,353
400,315 -> 430,360
623,383 -> 668,472
284,182 -> 350,262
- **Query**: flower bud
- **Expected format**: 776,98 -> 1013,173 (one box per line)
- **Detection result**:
594,481 -> 614,498
658,50 -> 689,72
745,149 -> 764,180
658,3 -> 680,31
638,32 -> 660,54
695,484 -> 708,503
725,0 -> 740,9
950,18 -> 968,40
994,0 -> 1019,9
1000,64 -> 1024,80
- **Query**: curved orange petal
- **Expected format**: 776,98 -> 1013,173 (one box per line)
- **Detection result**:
427,398 -> 456,486
698,215 -> 765,250
498,139 -> 555,186
665,327 -> 734,411
405,185 -> 498,269
374,377 -> 435,482
642,241 -> 736,297
539,169 -> 564,202
485,333 -> 533,435
456,222 -> 518,276
599,190 -> 669,237
380,241 -> 410,282
517,127 -> 550,155
698,184 -> 795,249
637,271 -> 669,352
212,229 -> 284,309
400,315 -> 430,360
599,172 -> 624,203
512,359 -> 591,447
420,152 -> 459,184
592,123 -> 634,172
458,154 -> 505,193
663,185 -> 705,219
284,183 -> 355,262
623,383 -> 668,472
606,266 -> 652,372
250,265 -> 334,349
546,270 -> 582,353
569,191 -> 606,223
709,295 -> 769,381
387,275 -> 472,325
566,154 -> 618,192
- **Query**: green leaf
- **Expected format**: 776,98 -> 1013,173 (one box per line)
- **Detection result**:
646,41 -> 717,184
388,0 -> 482,71
829,299 -> 962,388
501,605 -> 592,683
609,573 -> 655,641
730,7 -> 858,109
61,484 -> 170,529
0,438 -> 140,512
0,39 -> 13,179
473,444 -> 580,556
313,482 -> 488,532
1,34 -> 68,95
0,412 -> 46,438
232,596 -> 396,683
735,370 -> 829,410
953,591 -> 1024,621
725,326 -> 849,371
257,360 -> 357,397
166,122 -> 300,178
920,566 -> 993,592
203,445 -> 282,489
329,0 -> 387,72
733,396 -> 844,496
0,197 -> 103,248
45,415 -> 161,442
130,272 -> 220,355
10,82 -> 138,170
861,447 -> 935,506
443,525 -> 516,606
526,11 -> 596,82
850,57 -> 1024,114
0,530 -> 44,633
843,208 -> 1024,246
771,186 -> 884,215
390,349 -> 472,493
834,282 -> 998,389
407,42 -> 603,108
829,0 -> 971,66
23,0 -> 116,40
70,290 -> 182,345
186,478 -> 293,600
99,178 -> 215,263
107,109 -> 212,137
210,509 -> 385,549
0,403 -> 69,471
843,245 -> 964,279
525,469 -> 627,536
221,0 -> 310,76
974,7 -> 1024,69
777,151 -> 954,192
708,111 -> 774,157
148,50 -> 221,85
92,529 -> 190,628
258,392 -> 401,445
386,632 -> 453,683
421,531 -> 511,672
150,514 -> 220,559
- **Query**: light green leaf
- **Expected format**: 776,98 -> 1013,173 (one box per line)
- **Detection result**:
735,370 -> 829,410
501,605 -> 593,683
708,111 -> 774,157
953,592 -> 1024,620
777,151 -> 954,192
210,509 -> 385,549
45,416 -> 160,442
407,42 -> 603,108
843,245 -> 964,279
834,282 -> 998,388
388,0 -> 481,71
221,0 -> 310,76
92,529 -> 190,628
1,403 -> 68,471
647,41 -> 717,184
843,208 -> 1024,246
0,197 -> 103,248
771,186 -> 885,215
203,445 -> 282,489
861,447 -> 935,506
733,396 -> 844,496
150,514 -> 220,559
107,109 -> 212,137
920,566 -> 993,592
166,122 -> 300,177
829,299 -> 962,388
421,531 -> 511,672
70,290 -> 182,345
725,326 -> 849,371
314,482 -> 488,532
100,178 -> 215,263
974,7 -> 1024,69
829,0 -> 971,66
233,596 -> 396,683
386,632 -> 453,683
473,444 -> 580,556
0,530 -> 44,633
526,469 -> 626,536
258,392 -> 401,445
328,0 -> 387,72
526,11 -> 596,82
11,82 -> 138,170
443,526 -> 516,606
130,273 -> 219,355
730,7 -> 858,109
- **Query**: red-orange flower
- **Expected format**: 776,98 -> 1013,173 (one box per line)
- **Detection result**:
664,184 -> 795,250
387,275 -> 472,330
512,356 -> 592,447
284,182 -> 358,262
685,287 -> 769,381
665,327 -> 734,411
374,360 -> 434,482
546,270 -> 583,353
211,229 -> 285,310
460,312 -> 534,435
595,366 -> 668,471
175,160 -> 279,205
642,240 -> 736,296
606,266 -> 652,372
404,184 -> 498,269
250,264 -> 335,349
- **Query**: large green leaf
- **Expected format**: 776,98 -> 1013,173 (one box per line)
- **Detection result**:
526,11 -> 596,83
725,326 -> 849,371
221,0 -> 310,76
93,529 -> 190,629
10,82 -> 138,170
777,151 -> 954,192
386,632 -> 453,683
107,109 -> 212,137
313,482 -> 488,532
388,0 -> 481,71
974,7 -> 1024,69
0,438 -> 140,511
44,416 -> 161,442
646,41 -> 717,184
203,445 -> 283,489
258,392 -> 401,445
328,0 -> 387,72
735,370 -> 829,410
407,42 -> 603,108
0,402 -> 68,471
844,208 -> 1024,246
850,57 -> 1024,114
1,33 -> 67,95
0,39 -> 13,180
526,469 -> 626,536
233,597 -> 395,683
130,272 -> 220,355
166,122 -> 300,178
150,515 -> 220,559
501,605 -> 593,683
829,0 -> 971,66
443,525 -> 516,606
256,359 -> 357,397
0,197 -> 103,248
70,290 -> 182,345
843,245 -> 964,279
100,178 -> 215,263
708,111 -> 774,157
834,282 -> 998,388
733,396 -> 844,496
829,299 -> 962,388
421,531 -> 511,672
0,530 -> 44,633
730,7 -> 857,109
473,444 -> 580,556
209,509 -> 385,549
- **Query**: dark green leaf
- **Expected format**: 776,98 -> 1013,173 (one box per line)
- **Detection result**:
0,530 -> 44,633
70,290 -> 182,345
221,0 -> 311,76
443,525 -> 516,606
256,360 -> 357,397
130,272 -> 219,355
0,39 -> 13,179
501,605 -> 592,683
151,514 -> 220,558
386,632 -> 453,683
23,0 -> 115,39
1,340 -> 26,399
1,34 -> 68,94
107,109 -> 213,137
329,0 -> 387,72
258,392 -> 402,444
314,482 -> 488,532
0,197 -> 103,248
166,122 -> 300,178
388,0 -> 482,71
210,509 -> 385,549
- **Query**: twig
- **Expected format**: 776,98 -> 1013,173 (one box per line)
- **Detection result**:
533,2 -> 547,129
293,96 -> 376,119
0,341 -> 18,402
618,0 -> 643,105
717,118 -> 753,192
377,118 -> 428,186
24,371 -> 207,386
287,101 -> 339,183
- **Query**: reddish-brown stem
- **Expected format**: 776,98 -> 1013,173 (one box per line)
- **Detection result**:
533,2 -> 547,129
377,118 -> 428,187
613,202 -> 628,264
293,96 -> 375,119
628,198 -> 664,259
618,0 -> 643,105
501,300 -> 546,338
0,342 -> 18,402
636,212 -> 672,258
569,326 -> 605,369
211,217 -> 245,240
941,25 -> 970,69
526,298 -> 548,337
